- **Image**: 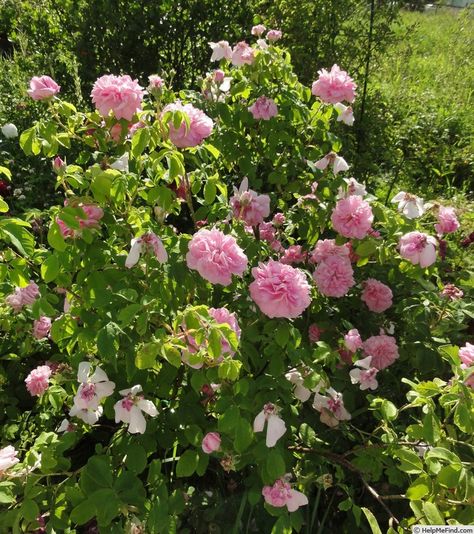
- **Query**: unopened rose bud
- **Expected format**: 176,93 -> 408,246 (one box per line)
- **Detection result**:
213,69 -> 225,83
148,75 -> 164,98
52,156 -> 66,175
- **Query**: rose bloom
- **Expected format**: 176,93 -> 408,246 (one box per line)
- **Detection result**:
280,245 -> 306,265
361,279 -> 393,313
209,40 -> 233,62
0,446 -> 19,476
308,323 -> 322,343
345,329 -> 362,352
25,365 -> 52,396
231,41 -> 255,66
267,30 -> 282,42
202,432 -> 221,453
186,228 -> 248,286
248,96 -> 278,120
262,479 -> 308,512
27,75 -> 60,100
313,255 -> 355,298
230,178 -> 270,226
311,64 -> 356,104
273,213 -> 285,226
209,307 -> 241,355
91,74 -> 144,121
331,196 -> 373,239
334,103 -> 354,126
163,101 -> 213,148
435,206 -> 460,235
314,152 -> 349,175
125,232 -> 168,268
6,281 -> 40,312
363,335 -> 399,370
258,222 -> 276,243
1,123 -> 18,139
250,260 -> 312,319
459,342 -> 474,367
33,316 -> 52,339
251,24 -> 266,36
399,231 -> 437,268
57,203 -> 104,238
391,191 -> 427,219
309,239 -> 350,264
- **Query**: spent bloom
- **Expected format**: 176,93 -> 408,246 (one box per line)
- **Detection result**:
1,123 -> 18,138
27,75 -> 60,100
285,369 -> 313,402
231,41 -> 255,66
249,260 -> 312,319
435,206 -> 460,235
114,385 -> 158,434
6,281 -> 40,312
313,387 -> 351,427
311,64 -> 356,104
202,432 -> 221,454
209,40 -> 233,62
262,478 -> 308,512
25,365 -> 52,397
32,316 -> 52,339
125,232 -> 168,268
248,96 -> 278,120
267,30 -> 283,42
314,152 -> 349,175
0,446 -> 19,477
441,284 -> 463,301
391,192 -> 428,219
344,329 -> 362,353
186,228 -> 248,286
363,335 -> 399,370
334,103 -> 354,126
163,101 -> 213,148
230,178 -> 270,226
91,74 -> 144,121
399,231 -> 437,268
331,196 -> 373,239
361,279 -> 393,313
313,255 -> 355,298
349,356 -> 379,390
253,403 -> 286,447
251,24 -> 266,36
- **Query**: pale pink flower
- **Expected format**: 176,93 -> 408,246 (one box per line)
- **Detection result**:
280,245 -> 306,265
251,24 -> 266,36
230,178 -> 270,226
258,222 -> 276,243
262,478 -> 308,512
361,279 -> 393,313
441,284 -> 463,300
6,281 -> 40,312
163,101 -> 213,148
308,323 -> 322,343
309,239 -> 349,264
334,103 -> 354,125
285,370 -> 312,402
213,69 -> 225,83
148,75 -> 163,97
331,196 -> 373,239
350,356 -> 379,390
25,365 -> 52,396
57,419 -> 75,433
391,192 -> 428,219
435,207 -> 460,235
209,307 -> 241,355
337,177 -> 366,199
249,260 -> 311,319
27,75 -> 60,100
209,41 -> 233,62
312,387 -> 351,427
257,38 -> 268,50
459,342 -> 474,367
272,213 -> 285,226
202,432 -> 221,453
125,232 -> 168,268
314,152 -> 349,175
399,231 -> 437,268
0,446 -> 19,476
311,64 -> 356,104
231,42 -> 255,66
91,74 -> 144,121
267,30 -> 283,42
248,96 -> 278,120
313,255 -> 355,298
363,335 -> 399,370
186,228 -> 248,286
345,329 -> 362,352
32,316 -> 52,339
114,385 -> 158,434
253,403 -> 286,447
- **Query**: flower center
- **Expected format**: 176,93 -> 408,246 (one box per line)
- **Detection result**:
121,397 -> 135,411
80,383 -> 96,401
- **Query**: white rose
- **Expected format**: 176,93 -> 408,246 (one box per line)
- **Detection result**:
1,123 -> 18,139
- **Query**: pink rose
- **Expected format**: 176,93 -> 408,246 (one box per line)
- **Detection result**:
361,279 -> 393,313
331,196 -> 373,239
399,231 -> 437,268
25,365 -> 52,396
6,281 -> 40,312
163,101 -> 213,148
363,335 -> 399,370
262,479 -> 308,512
308,323 -> 322,343
267,30 -> 283,42
311,64 -> 356,104
440,284 -> 463,300
33,316 -> 52,340
57,203 -> 104,238
186,228 -> 248,286
345,329 -> 362,352
272,213 -> 285,226
213,69 -> 225,83
251,24 -> 266,36
27,75 -> 60,100
459,343 -> 474,367
209,41 -> 233,62
202,432 -> 221,454
249,260 -> 311,319
248,96 -> 278,120
310,239 -> 349,264
231,42 -> 255,66
435,207 -> 460,235
258,222 -> 276,243
91,74 -> 144,121
230,178 -> 270,226
313,255 -> 355,298
0,446 -> 19,475
280,245 -> 306,265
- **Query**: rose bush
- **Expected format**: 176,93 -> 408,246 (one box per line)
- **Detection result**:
0,27 -> 473,533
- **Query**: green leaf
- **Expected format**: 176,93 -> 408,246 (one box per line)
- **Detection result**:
97,322 -> 121,361
92,488 -> 121,527
20,127 -> 41,156
394,449 -> 423,474
218,359 -> 242,381
136,342 -> 160,369
41,255 -> 60,283
437,464 -> 462,488
204,180 -> 216,205
70,499 -> 96,525
48,222 -> 67,251
21,499 -> 39,522
275,323 -> 290,347
125,444 -> 148,474
425,447 -> 461,465
218,406 -> 240,434
131,127 -> 150,158
80,456 -> 113,494
176,450 -> 199,478
0,197 -> 8,213
361,507 -> 382,534
405,475 -> 431,500
1,220 -> 35,256
422,502 -> 444,525
454,401 -> 474,433
118,303 -> 143,326
0,166 -> 12,179
355,239 -> 378,257
266,450 -> 286,480
234,418 -> 253,453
